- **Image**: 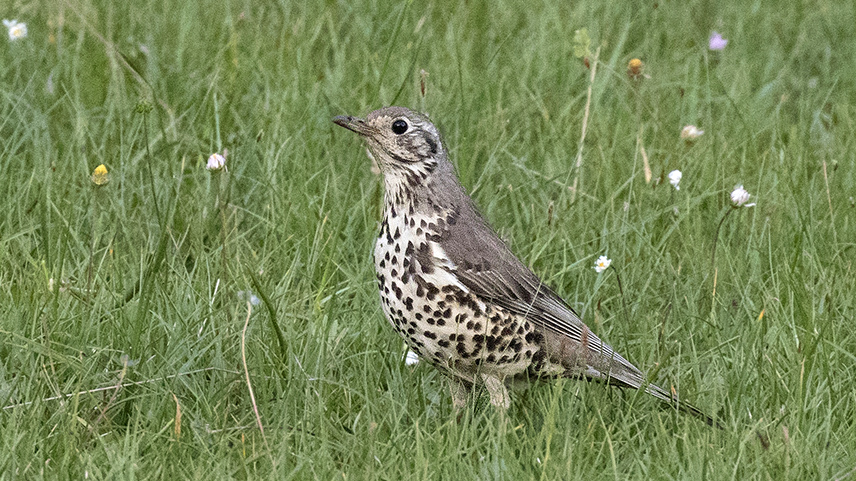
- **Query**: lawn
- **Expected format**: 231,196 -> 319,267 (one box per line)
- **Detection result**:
1,0 -> 855,479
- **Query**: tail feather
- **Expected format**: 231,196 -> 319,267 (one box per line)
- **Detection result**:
583,363 -> 722,428
642,382 -> 722,429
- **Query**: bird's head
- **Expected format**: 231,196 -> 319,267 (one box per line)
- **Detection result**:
333,106 -> 444,178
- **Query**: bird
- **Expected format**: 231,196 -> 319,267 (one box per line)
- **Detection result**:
333,106 -> 716,426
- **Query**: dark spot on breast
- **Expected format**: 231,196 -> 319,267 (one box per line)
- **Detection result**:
424,331 -> 437,340
438,339 -> 450,348
406,173 -> 419,187
525,331 -> 544,344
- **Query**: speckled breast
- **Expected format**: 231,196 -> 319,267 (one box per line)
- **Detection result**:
373,205 -> 543,383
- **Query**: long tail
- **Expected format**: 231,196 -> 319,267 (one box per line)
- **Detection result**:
642,382 -> 722,429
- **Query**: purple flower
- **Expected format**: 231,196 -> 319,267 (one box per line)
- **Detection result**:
709,31 -> 728,51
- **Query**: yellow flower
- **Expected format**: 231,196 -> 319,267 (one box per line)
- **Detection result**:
91,164 -> 109,186
627,58 -> 644,80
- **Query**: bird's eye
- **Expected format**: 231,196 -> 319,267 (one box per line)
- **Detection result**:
391,119 -> 408,135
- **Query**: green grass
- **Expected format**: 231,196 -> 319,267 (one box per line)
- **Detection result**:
1,0 -> 855,479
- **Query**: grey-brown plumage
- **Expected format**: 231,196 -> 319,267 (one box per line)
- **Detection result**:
333,106 -> 714,425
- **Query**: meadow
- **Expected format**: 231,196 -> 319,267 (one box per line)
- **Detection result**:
1,0 -> 855,479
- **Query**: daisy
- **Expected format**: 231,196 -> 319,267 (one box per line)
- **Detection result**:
593,255 -> 612,273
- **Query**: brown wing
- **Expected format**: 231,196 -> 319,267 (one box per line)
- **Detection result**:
434,203 -> 646,387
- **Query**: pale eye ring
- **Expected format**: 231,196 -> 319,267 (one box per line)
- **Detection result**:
391,119 -> 408,135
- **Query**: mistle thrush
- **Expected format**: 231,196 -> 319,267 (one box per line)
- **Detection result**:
333,106 -> 715,425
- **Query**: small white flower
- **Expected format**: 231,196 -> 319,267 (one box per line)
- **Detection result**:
206,153 -> 226,171
680,125 -> 704,140
593,255 -> 612,273
404,350 -> 420,366
237,290 -> 260,306
730,184 -> 756,207
668,170 -> 682,190
3,19 -> 27,41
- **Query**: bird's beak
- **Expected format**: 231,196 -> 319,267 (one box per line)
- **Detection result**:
332,115 -> 376,136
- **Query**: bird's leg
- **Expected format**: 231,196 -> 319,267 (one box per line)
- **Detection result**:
449,378 -> 469,411
480,374 -> 511,410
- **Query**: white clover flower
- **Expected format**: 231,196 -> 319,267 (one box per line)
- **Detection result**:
404,350 -> 420,366
206,153 -> 226,171
730,184 -> 756,207
593,255 -> 612,273
3,19 -> 27,41
680,125 -> 704,140
668,170 -> 682,190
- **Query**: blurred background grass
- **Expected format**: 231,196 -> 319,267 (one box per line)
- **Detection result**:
0,0 -> 854,479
